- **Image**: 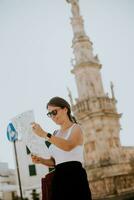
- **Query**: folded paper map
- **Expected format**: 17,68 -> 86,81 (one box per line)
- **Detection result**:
11,110 -> 50,158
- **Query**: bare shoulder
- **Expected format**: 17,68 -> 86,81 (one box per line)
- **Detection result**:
72,124 -> 83,134
69,124 -> 83,145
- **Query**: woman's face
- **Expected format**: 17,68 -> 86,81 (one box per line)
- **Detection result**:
47,105 -> 68,125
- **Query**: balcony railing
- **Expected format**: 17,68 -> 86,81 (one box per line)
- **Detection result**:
72,97 -> 119,118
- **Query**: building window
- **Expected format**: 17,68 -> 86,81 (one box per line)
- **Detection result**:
29,165 -> 37,176
26,146 -> 31,154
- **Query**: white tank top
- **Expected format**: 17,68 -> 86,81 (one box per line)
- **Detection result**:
49,124 -> 84,165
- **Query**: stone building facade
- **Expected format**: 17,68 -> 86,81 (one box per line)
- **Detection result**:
66,1 -> 134,199
13,140 -> 48,199
0,162 -> 17,200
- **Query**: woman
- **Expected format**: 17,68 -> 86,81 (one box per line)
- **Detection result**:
31,96 -> 92,200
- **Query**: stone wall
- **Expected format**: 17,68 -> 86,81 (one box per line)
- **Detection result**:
90,174 -> 134,199
86,162 -> 134,200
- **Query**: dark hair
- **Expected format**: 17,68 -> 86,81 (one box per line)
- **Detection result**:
46,96 -> 77,123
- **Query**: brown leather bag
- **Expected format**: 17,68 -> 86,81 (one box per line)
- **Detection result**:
41,170 -> 55,200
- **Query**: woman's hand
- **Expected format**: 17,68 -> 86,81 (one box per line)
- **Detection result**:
31,122 -> 46,138
31,154 -> 55,167
31,154 -> 43,164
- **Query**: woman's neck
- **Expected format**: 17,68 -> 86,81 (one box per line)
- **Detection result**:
60,120 -> 74,132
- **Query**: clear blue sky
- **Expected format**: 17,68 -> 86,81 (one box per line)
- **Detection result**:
0,0 -> 134,169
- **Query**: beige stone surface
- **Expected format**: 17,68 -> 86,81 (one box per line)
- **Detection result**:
68,0 -> 134,199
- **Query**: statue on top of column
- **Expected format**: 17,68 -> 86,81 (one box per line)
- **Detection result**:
66,0 -> 80,17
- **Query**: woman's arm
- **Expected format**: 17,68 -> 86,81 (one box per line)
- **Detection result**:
31,123 -> 83,151
31,155 -> 55,167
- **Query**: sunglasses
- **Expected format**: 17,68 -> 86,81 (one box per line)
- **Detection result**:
47,108 -> 61,118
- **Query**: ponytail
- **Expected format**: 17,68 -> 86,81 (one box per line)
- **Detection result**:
70,115 -> 77,123
67,109 -> 77,124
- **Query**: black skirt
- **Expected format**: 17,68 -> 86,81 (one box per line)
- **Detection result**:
51,161 -> 92,200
